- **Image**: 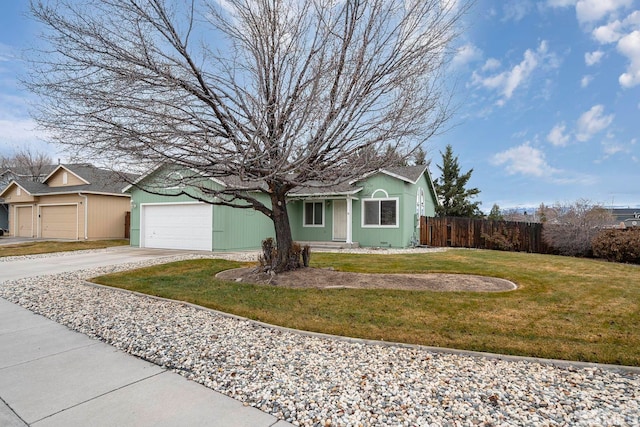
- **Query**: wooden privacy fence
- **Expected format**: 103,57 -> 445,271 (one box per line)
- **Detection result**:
420,216 -> 550,253
125,211 -> 131,239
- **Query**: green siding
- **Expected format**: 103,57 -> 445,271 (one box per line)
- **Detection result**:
289,199 -> 335,242
128,167 -> 275,251
352,174 -> 405,247
212,197 -> 275,251
351,171 -> 435,248
129,166 -> 437,251
292,171 -> 436,248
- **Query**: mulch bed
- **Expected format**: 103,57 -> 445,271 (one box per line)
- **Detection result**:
216,267 -> 517,292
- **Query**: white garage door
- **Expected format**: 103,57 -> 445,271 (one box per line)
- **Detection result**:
40,205 -> 78,239
142,203 -> 213,250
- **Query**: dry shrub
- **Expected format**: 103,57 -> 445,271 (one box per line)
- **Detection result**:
481,226 -> 521,251
592,228 -> 640,264
541,200 -> 615,257
258,238 -> 311,273
543,224 -> 598,257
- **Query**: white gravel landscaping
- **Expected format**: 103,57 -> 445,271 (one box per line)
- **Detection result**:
1,249 -> 638,426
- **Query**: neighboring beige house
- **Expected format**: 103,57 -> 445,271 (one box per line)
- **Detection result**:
0,164 -> 134,240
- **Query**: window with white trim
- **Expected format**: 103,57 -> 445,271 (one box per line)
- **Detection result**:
304,201 -> 324,227
362,198 -> 398,227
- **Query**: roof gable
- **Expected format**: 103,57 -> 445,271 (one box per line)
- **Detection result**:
0,179 -> 46,198
44,165 -> 91,186
1,164 -> 134,197
380,164 -> 429,184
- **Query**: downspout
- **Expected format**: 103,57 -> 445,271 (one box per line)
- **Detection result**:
346,197 -> 353,245
79,193 -> 88,240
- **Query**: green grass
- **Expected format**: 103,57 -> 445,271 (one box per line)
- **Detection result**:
0,240 -> 129,257
92,250 -> 640,366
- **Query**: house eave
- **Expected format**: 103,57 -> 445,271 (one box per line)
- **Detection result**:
22,190 -> 131,198
288,188 -> 363,198
123,164 -> 228,193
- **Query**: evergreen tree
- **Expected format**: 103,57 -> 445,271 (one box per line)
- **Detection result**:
383,145 -> 408,167
413,146 -> 427,165
487,204 -> 504,221
434,144 -> 482,217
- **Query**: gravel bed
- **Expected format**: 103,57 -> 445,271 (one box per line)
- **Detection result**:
1,253 -> 639,426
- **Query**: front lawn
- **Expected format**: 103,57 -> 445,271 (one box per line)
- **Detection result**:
92,249 -> 640,366
0,240 -> 129,257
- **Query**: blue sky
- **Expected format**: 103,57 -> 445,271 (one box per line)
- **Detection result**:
0,0 -> 639,210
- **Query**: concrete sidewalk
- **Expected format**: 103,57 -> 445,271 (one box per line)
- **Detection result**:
0,299 -> 291,427
0,247 -> 292,426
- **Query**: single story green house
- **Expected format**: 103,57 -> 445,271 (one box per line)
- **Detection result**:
124,164 -> 437,251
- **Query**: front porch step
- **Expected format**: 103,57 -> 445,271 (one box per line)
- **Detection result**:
295,241 -> 360,250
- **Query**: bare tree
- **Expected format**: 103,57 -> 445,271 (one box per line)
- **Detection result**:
0,148 -> 53,183
27,0 -> 469,271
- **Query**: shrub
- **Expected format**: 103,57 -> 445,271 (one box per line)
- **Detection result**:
481,231 -> 518,251
258,237 -> 277,271
540,199 -> 615,257
592,228 -> 640,264
543,224 -> 598,257
258,238 -> 311,272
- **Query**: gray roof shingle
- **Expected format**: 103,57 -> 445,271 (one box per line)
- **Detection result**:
5,164 -> 136,196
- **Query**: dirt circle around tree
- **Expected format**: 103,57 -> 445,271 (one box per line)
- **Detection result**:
216,267 -> 517,292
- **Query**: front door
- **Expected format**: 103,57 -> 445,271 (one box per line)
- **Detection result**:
332,199 -> 347,241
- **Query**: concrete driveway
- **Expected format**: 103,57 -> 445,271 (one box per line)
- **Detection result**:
0,245 -> 203,281
0,246 -> 291,427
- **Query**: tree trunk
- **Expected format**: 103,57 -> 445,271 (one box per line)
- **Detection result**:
270,189 -> 295,273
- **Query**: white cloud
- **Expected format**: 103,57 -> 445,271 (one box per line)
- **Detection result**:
0,117 -> 47,144
502,1 -> 533,22
491,143 -> 558,177
482,58 -> 501,71
593,10 -> 640,44
602,140 -> 625,156
593,19 -> 625,43
575,105 -> 614,142
588,10 -> 640,88
597,133 -> 638,161
585,50 -> 605,65
617,30 -> 640,87
452,43 -> 483,67
626,10 -> 640,26
547,123 -> 571,146
576,0 -> 633,24
471,41 -> 558,105
581,75 -> 593,87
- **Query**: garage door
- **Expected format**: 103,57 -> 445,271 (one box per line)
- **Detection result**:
16,206 -> 34,237
142,203 -> 213,250
41,205 -> 78,239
